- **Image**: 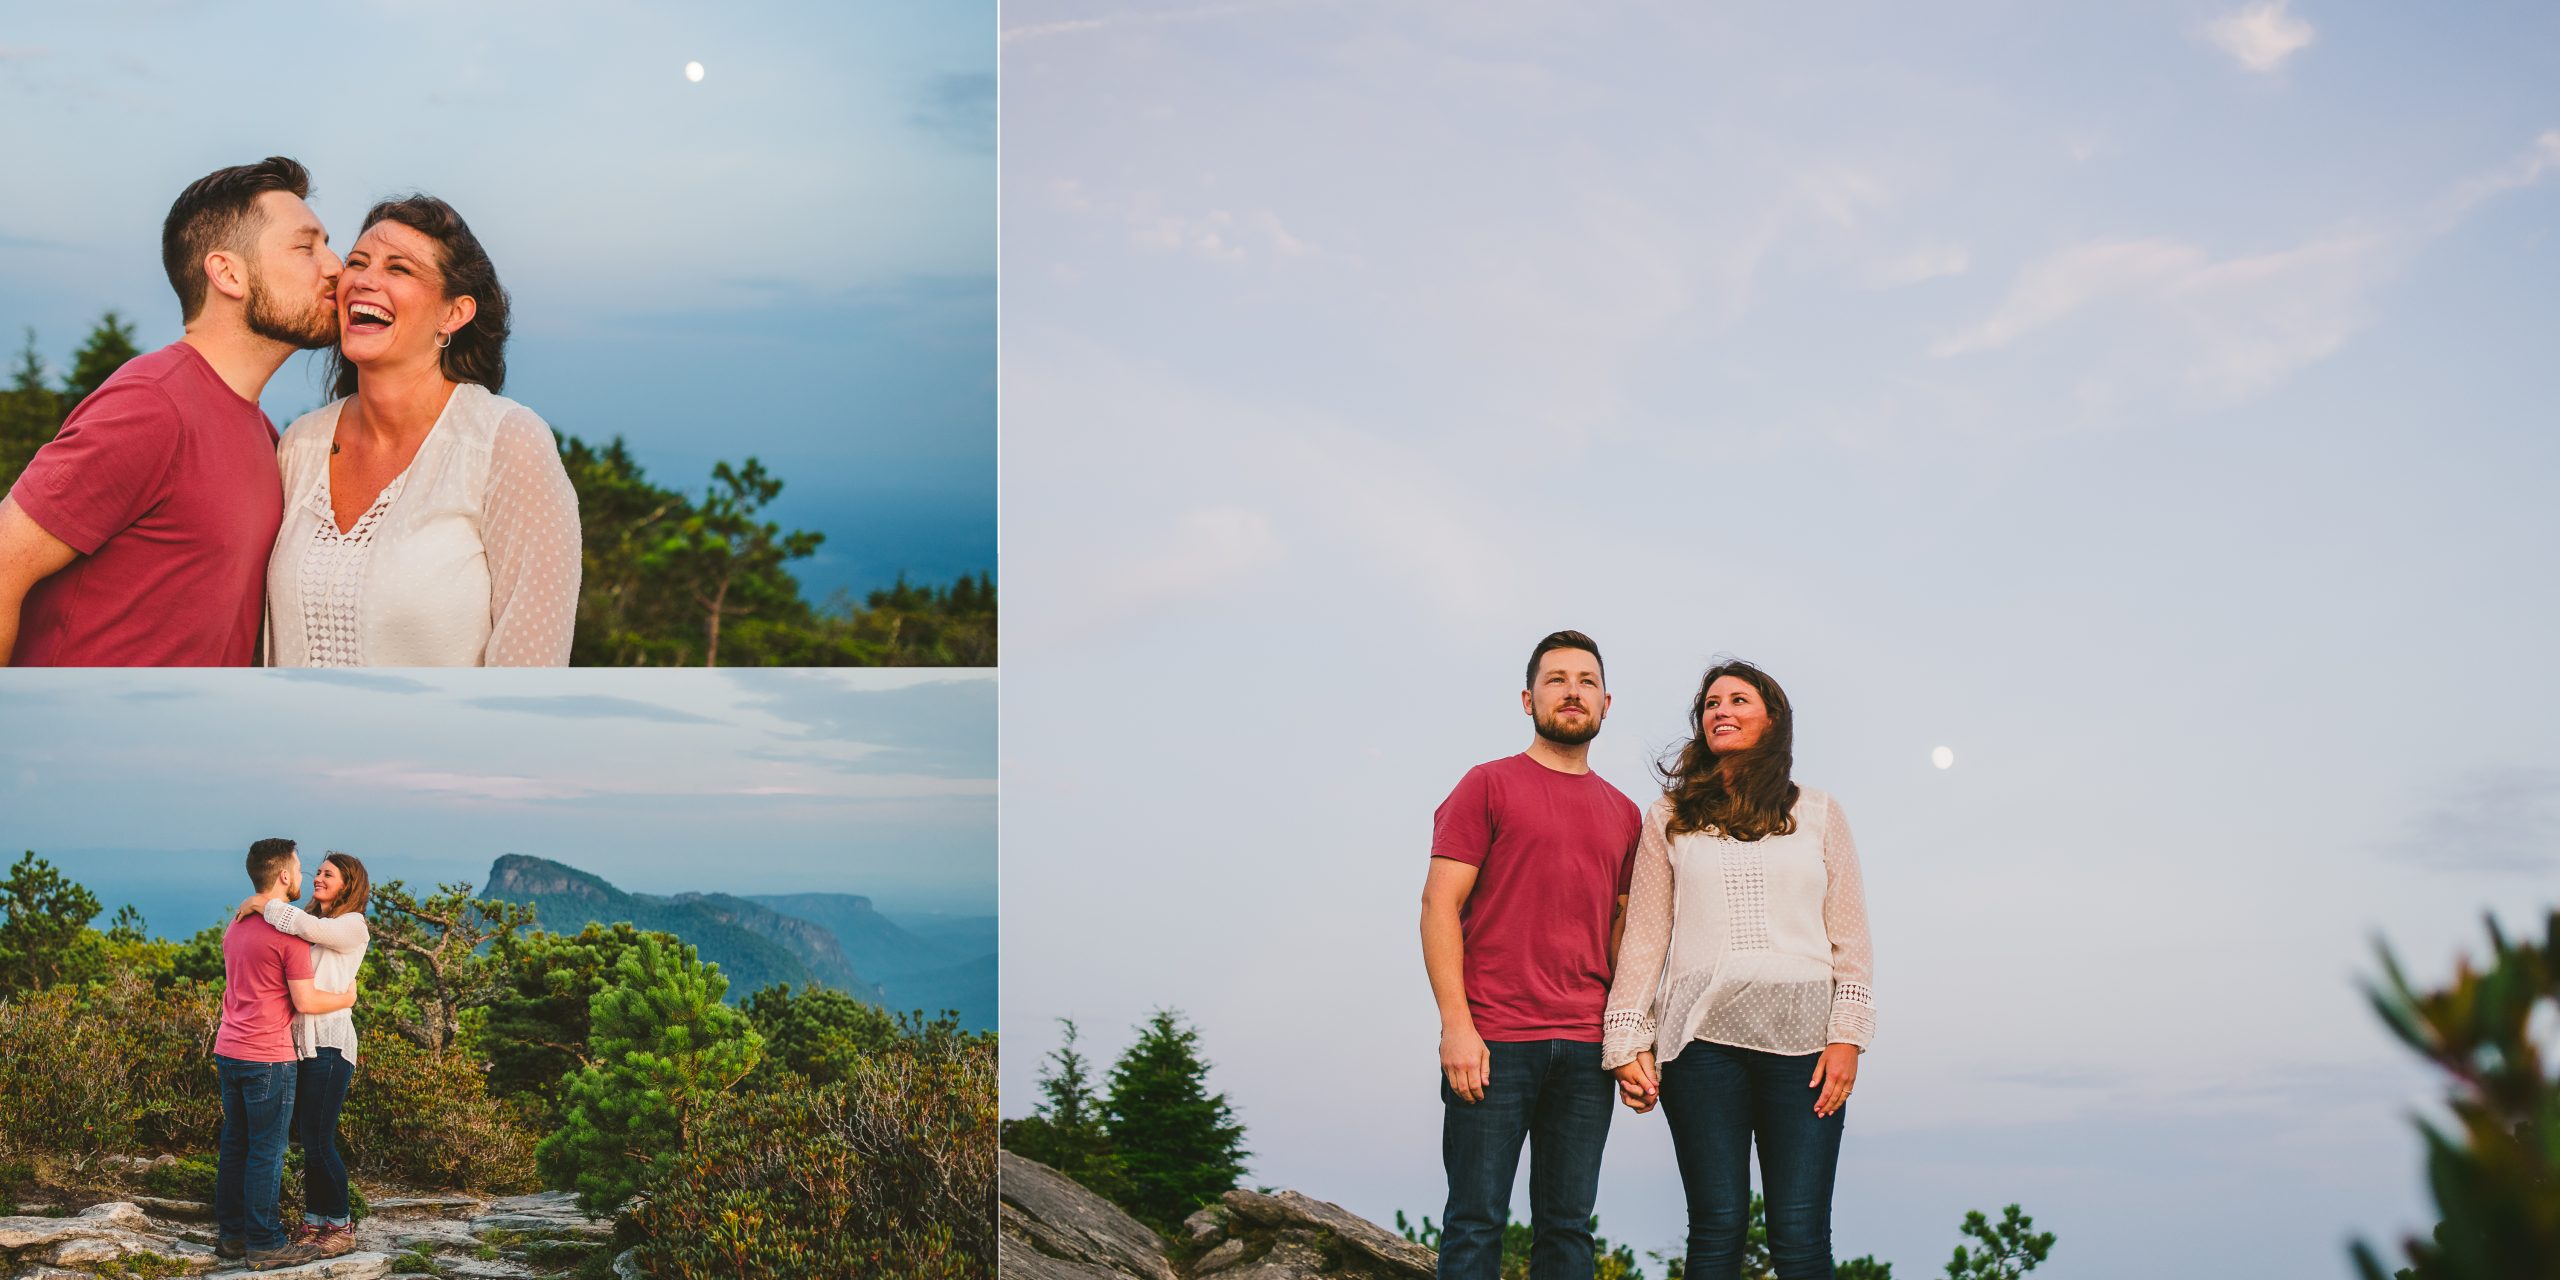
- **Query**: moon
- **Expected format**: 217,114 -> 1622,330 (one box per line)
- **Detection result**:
1931,745 -> 1954,770
684,61 -> 705,83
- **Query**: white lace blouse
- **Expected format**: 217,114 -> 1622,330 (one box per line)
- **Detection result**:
262,900 -> 368,1066
266,383 -> 580,666
1602,787 -> 1877,1067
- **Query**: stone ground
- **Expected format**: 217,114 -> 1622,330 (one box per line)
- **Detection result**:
1001,1152 -> 1436,1280
0,1191 -> 635,1279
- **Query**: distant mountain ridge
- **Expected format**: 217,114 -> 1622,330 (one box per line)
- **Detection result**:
484,854 -> 875,1001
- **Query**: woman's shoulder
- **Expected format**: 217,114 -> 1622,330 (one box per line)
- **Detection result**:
277,399 -> 349,456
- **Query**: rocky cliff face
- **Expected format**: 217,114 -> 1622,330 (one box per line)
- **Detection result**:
0,1190 -> 621,1279
1001,1152 -> 1434,1280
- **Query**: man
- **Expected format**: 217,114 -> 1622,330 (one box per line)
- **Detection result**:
0,156 -> 340,665
215,838 -> 332,1269
1422,630 -> 1644,1280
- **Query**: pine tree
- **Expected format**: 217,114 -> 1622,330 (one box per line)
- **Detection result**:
1002,1019 -> 1133,1202
0,851 -> 103,994
1102,1009 -> 1249,1231
61,311 -> 140,408
535,934 -> 765,1214
1943,1205 -> 2054,1280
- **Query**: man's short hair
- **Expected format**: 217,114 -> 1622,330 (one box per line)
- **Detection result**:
1526,630 -> 1606,689
245,837 -> 298,891
162,157 -> 312,323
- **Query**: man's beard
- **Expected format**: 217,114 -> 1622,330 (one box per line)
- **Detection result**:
1534,703 -> 1602,746
244,268 -> 338,350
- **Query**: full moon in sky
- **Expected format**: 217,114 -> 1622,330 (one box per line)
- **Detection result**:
1931,746 -> 1955,770
684,61 -> 705,83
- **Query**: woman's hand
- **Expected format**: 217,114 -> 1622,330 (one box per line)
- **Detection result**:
1809,1042 -> 1859,1117
234,894 -> 267,922
1614,1051 -> 1659,1113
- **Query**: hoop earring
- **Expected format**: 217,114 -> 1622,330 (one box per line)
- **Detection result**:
435,330 -> 454,350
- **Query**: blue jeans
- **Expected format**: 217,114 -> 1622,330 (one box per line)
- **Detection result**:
295,1048 -> 355,1225
215,1055 -> 299,1250
1438,1038 -> 1616,1280
1657,1041 -> 1846,1280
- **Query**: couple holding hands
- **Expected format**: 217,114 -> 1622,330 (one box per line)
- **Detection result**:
1424,632 -> 1877,1280
0,155 -> 579,668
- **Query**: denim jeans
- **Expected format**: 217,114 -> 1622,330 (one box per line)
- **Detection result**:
1657,1040 -> 1846,1280
295,1048 -> 355,1225
215,1055 -> 299,1250
1438,1038 -> 1616,1280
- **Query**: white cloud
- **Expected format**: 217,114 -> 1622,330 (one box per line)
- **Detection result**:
1931,238 -> 2208,356
1001,0 -> 1331,45
2206,1 -> 2316,73
2437,129 -> 2560,223
1051,181 -> 1321,264
1093,505 -> 1287,617
1865,243 -> 1972,289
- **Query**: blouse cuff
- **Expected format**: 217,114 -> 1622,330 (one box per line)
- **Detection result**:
1601,1010 -> 1658,1069
1827,982 -> 1876,1049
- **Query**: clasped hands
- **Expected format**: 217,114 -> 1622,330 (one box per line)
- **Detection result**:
1611,1043 -> 1860,1117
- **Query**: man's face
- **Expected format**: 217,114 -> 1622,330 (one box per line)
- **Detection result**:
1523,648 -> 1609,746
241,191 -> 340,350
283,855 -> 304,903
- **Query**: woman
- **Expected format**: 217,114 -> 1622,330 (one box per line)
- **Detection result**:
1603,660 -> 1875,1280
266,195 -> 580,666
239,852 -> 372,1258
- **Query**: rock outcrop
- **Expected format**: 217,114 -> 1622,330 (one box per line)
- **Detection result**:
1000,1153 -> 1435,1280
0,1189 -> 623,1279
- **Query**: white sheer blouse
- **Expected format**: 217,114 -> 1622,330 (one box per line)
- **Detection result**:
266,383 -> 581,666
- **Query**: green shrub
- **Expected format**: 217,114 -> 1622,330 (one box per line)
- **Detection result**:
0,974 -> 220,1159
139,1155 -> 216,1201
630,1036 -> 997,1279
338,1033 -> 539,1193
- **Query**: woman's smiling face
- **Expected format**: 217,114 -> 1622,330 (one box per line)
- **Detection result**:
1700,674 -> 1772,754
311,859 -> 342,906
336,219 -> 465,367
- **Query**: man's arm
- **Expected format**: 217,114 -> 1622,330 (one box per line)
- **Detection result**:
1609,892 -> 1629,969
1421,856 -> 1488,1102
0,497 -> 78,663
287,976 -> 356,1016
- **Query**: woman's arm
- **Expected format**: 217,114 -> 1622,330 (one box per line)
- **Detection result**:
263,899 -> 369,952
1820,792 -> 1876,1048
479,409 -> 582,667
1602,803 -> 1676,1081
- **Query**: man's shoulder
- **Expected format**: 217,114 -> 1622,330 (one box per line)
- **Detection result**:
64,346 -> 193,421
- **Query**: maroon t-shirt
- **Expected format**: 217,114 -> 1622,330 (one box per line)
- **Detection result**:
1432,753 -> 1643,1042
214,914 -> 312,1063
8,341 -> 281,666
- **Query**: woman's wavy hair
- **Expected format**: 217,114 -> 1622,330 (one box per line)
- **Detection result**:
315,851 -> 370,919
325,194 -> 509,399
1657,658 -> 1800,841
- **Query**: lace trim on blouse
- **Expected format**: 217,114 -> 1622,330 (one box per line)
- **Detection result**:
294,470 -> 410,668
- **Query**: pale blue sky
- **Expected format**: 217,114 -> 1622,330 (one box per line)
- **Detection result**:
0,669 -> 996,918
997,3 -> 2558,1275
0,1 -> 993,601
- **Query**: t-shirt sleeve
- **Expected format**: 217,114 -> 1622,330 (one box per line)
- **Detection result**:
1430,766 -> 1494,865
5,381 -> 183,555
281,934 -> 315,981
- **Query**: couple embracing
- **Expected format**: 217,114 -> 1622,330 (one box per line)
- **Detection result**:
215,840 -> 372,1268
0,156 -> 580,668
1423,631 -> 1877,1280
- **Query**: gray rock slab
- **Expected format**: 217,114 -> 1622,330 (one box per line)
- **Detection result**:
1182,1204 -> 1230,1247
443,1260 -> 540,1279
1193,1237 -> 1250,1274
206,1253 -> 396,1279
49,1229 -> 219,1272
133,1195 -> 216,1220
356,1214 -> 479,1253
997,1152 -> 1176,1280
467,1191 -> 613,1241
1219,1234 -> 1334,1280
365,1195 -> 483,1215
0,1201 -> 154,1249
1223,1190 -> 1435,1279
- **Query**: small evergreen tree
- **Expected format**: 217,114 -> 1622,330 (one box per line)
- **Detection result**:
366,879 -> 540,1052
1102,1009 -> 1249,1232
1003,1019 -> 1133,1202
743,981 -> 903,1086
0,851 -> 103,994
481,921 -> 668,1114
1943,1205 -> 2053,1280
535,934 -> 765,1214
60,311 -> 140,408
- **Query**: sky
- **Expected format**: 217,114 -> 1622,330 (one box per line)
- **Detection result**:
0,668 -> 997,924
997,3 -> 2560,1276
0,1 -> 994,602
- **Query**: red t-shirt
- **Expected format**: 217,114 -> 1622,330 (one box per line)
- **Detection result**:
1432,753 -> 1643,1042
8,341 -> 282,666
214,915 -> 313,1063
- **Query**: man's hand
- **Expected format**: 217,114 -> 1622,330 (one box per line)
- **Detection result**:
1614,1050 -> 1659,1113
1809,1042 -> 1859,1118
1441,1023 -> 1491,1103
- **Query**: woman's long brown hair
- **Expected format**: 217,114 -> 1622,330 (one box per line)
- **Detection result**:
315,851 -> 370,919
1658,659 -> 1800,841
